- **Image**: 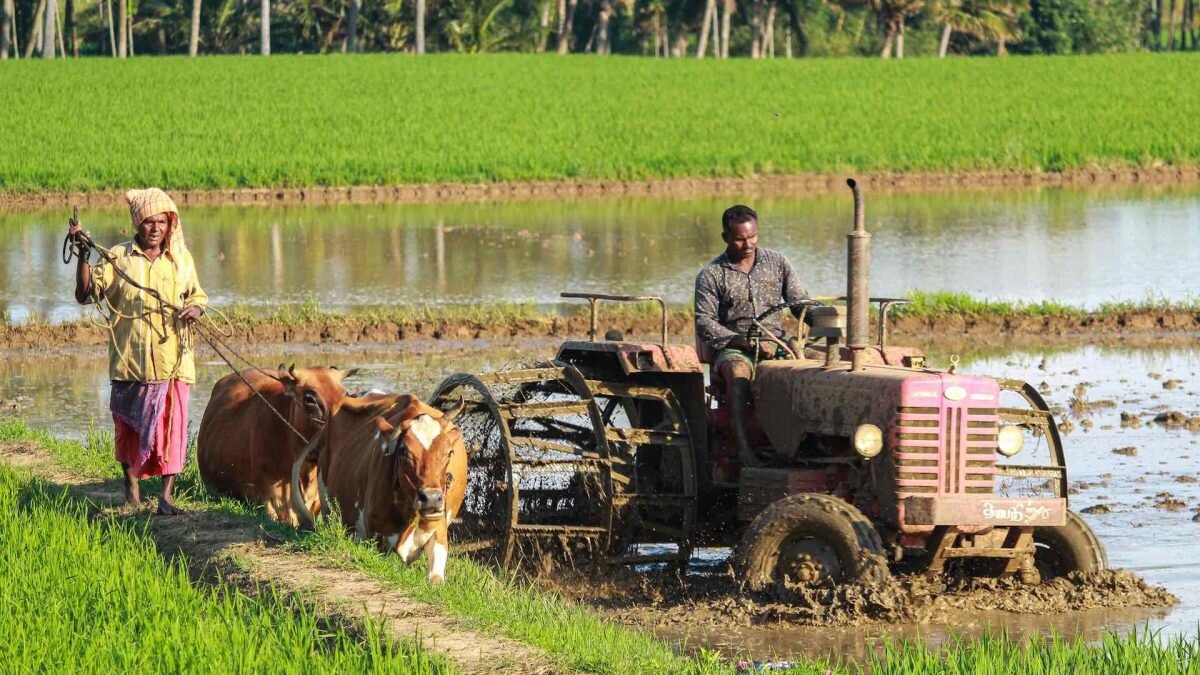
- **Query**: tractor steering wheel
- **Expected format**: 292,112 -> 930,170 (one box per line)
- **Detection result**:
745,300 -> 824,361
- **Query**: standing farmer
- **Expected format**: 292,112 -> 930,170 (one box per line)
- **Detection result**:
70,189 -> 207,515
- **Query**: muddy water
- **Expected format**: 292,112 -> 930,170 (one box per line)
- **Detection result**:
1,340 -> 1198,660
3,183 -> 1200,324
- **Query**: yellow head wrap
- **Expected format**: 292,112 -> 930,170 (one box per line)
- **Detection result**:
124,188 -> 188,257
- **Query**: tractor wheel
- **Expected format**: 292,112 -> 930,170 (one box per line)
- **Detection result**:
1032,510 -> 1108,581
734,494 -> 889,601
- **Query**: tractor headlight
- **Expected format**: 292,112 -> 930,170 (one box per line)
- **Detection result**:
853,424 -> 884,458
997,425 -> 1024,457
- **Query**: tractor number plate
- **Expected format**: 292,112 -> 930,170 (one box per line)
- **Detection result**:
903,496 -> 1066,527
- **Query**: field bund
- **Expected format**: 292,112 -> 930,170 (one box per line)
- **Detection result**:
3,54 -> 1200,200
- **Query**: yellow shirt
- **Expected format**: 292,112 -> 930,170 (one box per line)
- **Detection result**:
89,241 -> 208,384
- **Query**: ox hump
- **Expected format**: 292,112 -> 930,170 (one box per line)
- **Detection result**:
409,414 -> 441,450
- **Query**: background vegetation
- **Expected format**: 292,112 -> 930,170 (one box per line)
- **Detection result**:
2,0 -> 1197,60
2,53 -> 1198,193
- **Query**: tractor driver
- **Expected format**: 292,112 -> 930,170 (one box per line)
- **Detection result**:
694,204 -> 811,466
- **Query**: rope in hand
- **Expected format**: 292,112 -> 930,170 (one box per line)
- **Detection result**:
64,211 -> 314,445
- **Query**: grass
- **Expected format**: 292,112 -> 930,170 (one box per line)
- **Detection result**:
0,462 -> 443,673
5,419 -> 1200,673
2,53 -> 1199,194
4,292 -> 1197,335
897,290 -> 1200,318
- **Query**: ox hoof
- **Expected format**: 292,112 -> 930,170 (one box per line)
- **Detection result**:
427,574 -> 444,585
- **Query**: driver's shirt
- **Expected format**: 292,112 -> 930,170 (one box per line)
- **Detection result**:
694,247 -> 809,352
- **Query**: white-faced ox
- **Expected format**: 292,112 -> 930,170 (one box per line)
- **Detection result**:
292,393 -> 467,584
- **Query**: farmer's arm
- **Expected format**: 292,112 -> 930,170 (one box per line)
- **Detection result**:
779,255 -> 812,317
176,256 -> 208,324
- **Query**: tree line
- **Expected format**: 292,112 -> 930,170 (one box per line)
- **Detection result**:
1,0 -> 1196,59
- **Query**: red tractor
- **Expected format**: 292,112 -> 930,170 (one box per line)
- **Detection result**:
432,179 -> 1105,597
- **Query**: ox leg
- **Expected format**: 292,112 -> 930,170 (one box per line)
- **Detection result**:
425,527 -> 449,584
395,523 -> 427,564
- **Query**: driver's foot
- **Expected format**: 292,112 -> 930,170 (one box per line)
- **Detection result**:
156,499 -> 183,516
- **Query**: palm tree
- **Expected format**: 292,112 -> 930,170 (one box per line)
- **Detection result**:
417,0 -> 427,52
871,0 -> 924,57
188,0 -> 200,54
929,0 -> 1023,56
1,0 -> 13,58
260,0 -> 269,53
42,0 -> 57,57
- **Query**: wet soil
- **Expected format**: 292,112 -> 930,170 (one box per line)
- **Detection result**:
548,564 -> 1174,631
5,166 -> 1200,209
1,308 -> 1198,352
0,442 -> 558,674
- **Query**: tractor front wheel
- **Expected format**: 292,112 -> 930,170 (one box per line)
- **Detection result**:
1032,509 -> 1108,581
733,494 -> 889,601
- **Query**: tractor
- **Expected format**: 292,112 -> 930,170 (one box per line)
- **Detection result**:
430,179 -> 1106,598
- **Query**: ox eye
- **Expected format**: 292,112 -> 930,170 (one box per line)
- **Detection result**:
446,472 -> 454,486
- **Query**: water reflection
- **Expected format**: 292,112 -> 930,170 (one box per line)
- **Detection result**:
2,183 -> 1199,324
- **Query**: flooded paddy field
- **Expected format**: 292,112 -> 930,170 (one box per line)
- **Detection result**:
2,339 -> 1198,662
2,183 -> 1199,324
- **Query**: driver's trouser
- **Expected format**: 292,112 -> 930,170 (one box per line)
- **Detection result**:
714,349 -> 762,468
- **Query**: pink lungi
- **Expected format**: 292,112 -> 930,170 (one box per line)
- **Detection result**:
113,380 -> 189,479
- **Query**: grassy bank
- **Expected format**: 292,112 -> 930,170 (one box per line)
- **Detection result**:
3,54 -> 1199,195
0,462 -> 439,672
0,420 -> 741,674
9,292 -> 1200,329
4,419 -> 1200,673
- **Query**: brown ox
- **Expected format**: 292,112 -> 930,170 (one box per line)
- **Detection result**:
198,365 -> 355,526
292,393 -> 467,584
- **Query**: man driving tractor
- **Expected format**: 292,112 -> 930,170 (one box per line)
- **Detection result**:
694,204 -> 812,467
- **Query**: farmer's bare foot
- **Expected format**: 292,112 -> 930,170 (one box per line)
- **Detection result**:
156,499 -> 183,516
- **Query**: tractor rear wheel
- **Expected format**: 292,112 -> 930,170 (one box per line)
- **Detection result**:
1032,510 -> 1107,581
734,494 -> 889,601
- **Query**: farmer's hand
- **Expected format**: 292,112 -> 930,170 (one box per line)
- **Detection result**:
176,305 -> 204,325
68,220 -> 87,243
755,341 -> 776,359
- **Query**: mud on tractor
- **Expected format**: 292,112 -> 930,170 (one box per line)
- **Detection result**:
431,179 -> 1106,598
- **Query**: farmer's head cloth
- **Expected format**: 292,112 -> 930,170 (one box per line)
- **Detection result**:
124,188 -> 187,255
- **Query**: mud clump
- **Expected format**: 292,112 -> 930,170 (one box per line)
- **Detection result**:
1154,493 -> 1188,511
1164,379 -> 1183,390
1081,504 -> 1113,515
1120,412 -> 1143,428
1153,411 -> 1200,429
1175,475 -> 1198,484
1112,446 -> 1138,457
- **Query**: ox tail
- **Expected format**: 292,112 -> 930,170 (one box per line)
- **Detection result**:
290,426 -> 327,531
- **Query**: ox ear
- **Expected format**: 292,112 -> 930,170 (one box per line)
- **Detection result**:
277,364 -> 297,394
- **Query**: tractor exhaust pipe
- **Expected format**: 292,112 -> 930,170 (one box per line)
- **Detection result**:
846,179 -> 870,371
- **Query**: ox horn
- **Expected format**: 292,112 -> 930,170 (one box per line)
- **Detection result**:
443,394 -> 466,425
289,426 -> 327,531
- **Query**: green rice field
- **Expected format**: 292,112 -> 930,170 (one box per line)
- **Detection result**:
2,53 -> 1199,193
0,462 -> 442,673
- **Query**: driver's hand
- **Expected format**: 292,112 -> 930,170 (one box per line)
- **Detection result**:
756,341 -> 775,359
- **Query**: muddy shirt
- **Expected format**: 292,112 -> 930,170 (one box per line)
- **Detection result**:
694,248 -> 809,352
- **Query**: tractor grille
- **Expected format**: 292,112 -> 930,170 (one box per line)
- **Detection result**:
895,405 -> 999,497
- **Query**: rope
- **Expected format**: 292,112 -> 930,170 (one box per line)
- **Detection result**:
65,226 -> 314,445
